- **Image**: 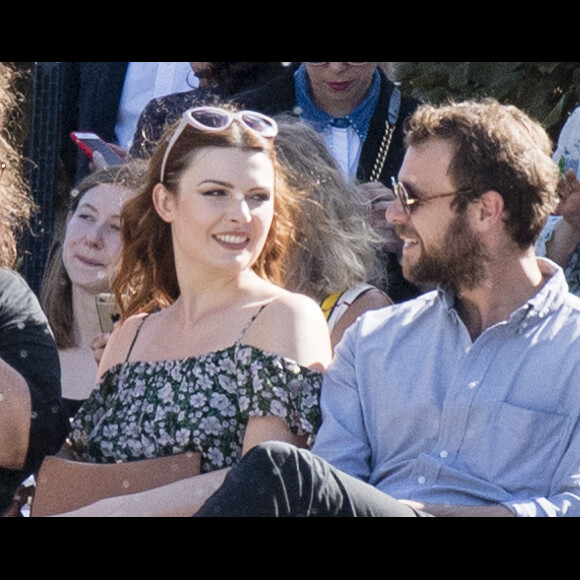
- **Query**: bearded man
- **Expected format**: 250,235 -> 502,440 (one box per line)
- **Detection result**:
193,99 -> 580,517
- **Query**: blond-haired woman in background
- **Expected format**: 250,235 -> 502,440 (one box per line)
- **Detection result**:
275,118 -> 393,347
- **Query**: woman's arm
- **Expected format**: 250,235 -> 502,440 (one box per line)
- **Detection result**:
0,359 -> 31,471
56,416 -> 301,517
54,469 -> 231,518
330,288 -> 392,349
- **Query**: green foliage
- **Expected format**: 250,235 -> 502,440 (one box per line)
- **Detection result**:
394,62 -> 580,142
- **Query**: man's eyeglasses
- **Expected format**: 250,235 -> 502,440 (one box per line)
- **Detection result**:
391,177 -> 473,215
160,106 -> 279,183
304,62 -> 368,66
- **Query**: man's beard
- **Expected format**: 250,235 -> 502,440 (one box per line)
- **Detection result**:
399,212 -> 489,293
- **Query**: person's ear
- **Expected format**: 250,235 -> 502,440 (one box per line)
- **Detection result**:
473,190 -> 505,233
153,183 -> 177,224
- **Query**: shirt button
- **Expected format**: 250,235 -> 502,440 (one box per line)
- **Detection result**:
418,476 -> 426,485
468,381 -> 478,390
440,450 -> 449,459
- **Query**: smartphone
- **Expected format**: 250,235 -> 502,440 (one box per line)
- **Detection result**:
95,293 -> 121,334
70,131 -> 125,165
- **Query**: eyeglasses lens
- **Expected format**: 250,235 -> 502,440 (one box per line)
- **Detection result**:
391,179 -> 410,213
241,113 -> 278,138
190,109 -> 230,130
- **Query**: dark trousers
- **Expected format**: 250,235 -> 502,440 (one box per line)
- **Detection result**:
195,442 -> 431,518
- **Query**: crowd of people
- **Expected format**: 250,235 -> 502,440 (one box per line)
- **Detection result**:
1,61 -> 580,517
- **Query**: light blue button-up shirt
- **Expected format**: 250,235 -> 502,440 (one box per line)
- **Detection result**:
313,259 -> 580,517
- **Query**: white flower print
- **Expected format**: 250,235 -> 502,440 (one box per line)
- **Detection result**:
190,393 -> 206,408
273,386 -> 289,403
270,400 -> 288,419
159,383 -> 175,405
201,416 -> 223,436
102,424 -> 119,439
69,349 -> 322,474
210,393 -> 235,417
207,447 -> 224,467
219,358 -> 236,375
176,428 -> 191,446
197,374 -> 214,390
238,396 -> 250,412
218,374 -> 237,394
237,347 -> 252,365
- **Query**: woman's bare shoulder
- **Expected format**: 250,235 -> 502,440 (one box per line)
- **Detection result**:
245,288 -> 332,371
97,313 -> 149,377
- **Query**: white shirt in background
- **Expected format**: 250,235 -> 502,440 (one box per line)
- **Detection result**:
115,62 -> 198,149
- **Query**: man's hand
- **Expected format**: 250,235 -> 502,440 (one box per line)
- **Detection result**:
557,169 -> 580,228
545,169 -> 580,267
399,499 -> 515,517
359,182 -> 404,256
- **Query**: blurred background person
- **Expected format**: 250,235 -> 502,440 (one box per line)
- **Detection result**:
236,62 -> 422,303
0,62 -> 69,516
41,162 -> 145,418
274,117 -> 393,348
130,62 -> 296,159
537,106 -> 580,296
61,62 -> 196,186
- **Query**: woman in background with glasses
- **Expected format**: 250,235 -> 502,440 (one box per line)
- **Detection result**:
55,105 -> 332,517
236,62 -> 422,305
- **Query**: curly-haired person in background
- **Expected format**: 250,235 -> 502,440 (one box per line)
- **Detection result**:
0,62 -> 69,516
274,117 -> 393,348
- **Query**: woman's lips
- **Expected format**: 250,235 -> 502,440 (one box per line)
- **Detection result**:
76,255 -> 104,268
214,233 -> 250,250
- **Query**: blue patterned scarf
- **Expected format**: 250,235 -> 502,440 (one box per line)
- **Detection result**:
294,64 -> 381,142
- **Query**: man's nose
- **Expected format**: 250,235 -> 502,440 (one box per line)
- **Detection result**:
386,197 -> 408,225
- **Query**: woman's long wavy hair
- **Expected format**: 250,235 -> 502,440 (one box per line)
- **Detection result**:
115,104 -> 300,321
274,117 -> 385,303
41,162 -> 146,348
0,63 -> 35,269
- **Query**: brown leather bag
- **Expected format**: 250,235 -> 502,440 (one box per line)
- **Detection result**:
30,452 -> 201,517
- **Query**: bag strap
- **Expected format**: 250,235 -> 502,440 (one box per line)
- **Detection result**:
370,87 -> 401,183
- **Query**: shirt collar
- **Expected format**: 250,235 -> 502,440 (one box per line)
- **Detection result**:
294,64 -> 381,141
437,258 -> 569,329
518,258 -> 568,323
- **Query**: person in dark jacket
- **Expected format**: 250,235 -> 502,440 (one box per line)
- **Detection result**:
235,62 -> 421,302
0,63 -> 69,516
130,62 -> 295,160
61,62 -> 194,186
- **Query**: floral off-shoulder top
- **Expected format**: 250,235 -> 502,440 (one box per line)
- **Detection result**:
69,308 -> 323,474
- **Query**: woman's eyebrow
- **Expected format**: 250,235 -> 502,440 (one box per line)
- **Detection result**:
198,179 -> 233,188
